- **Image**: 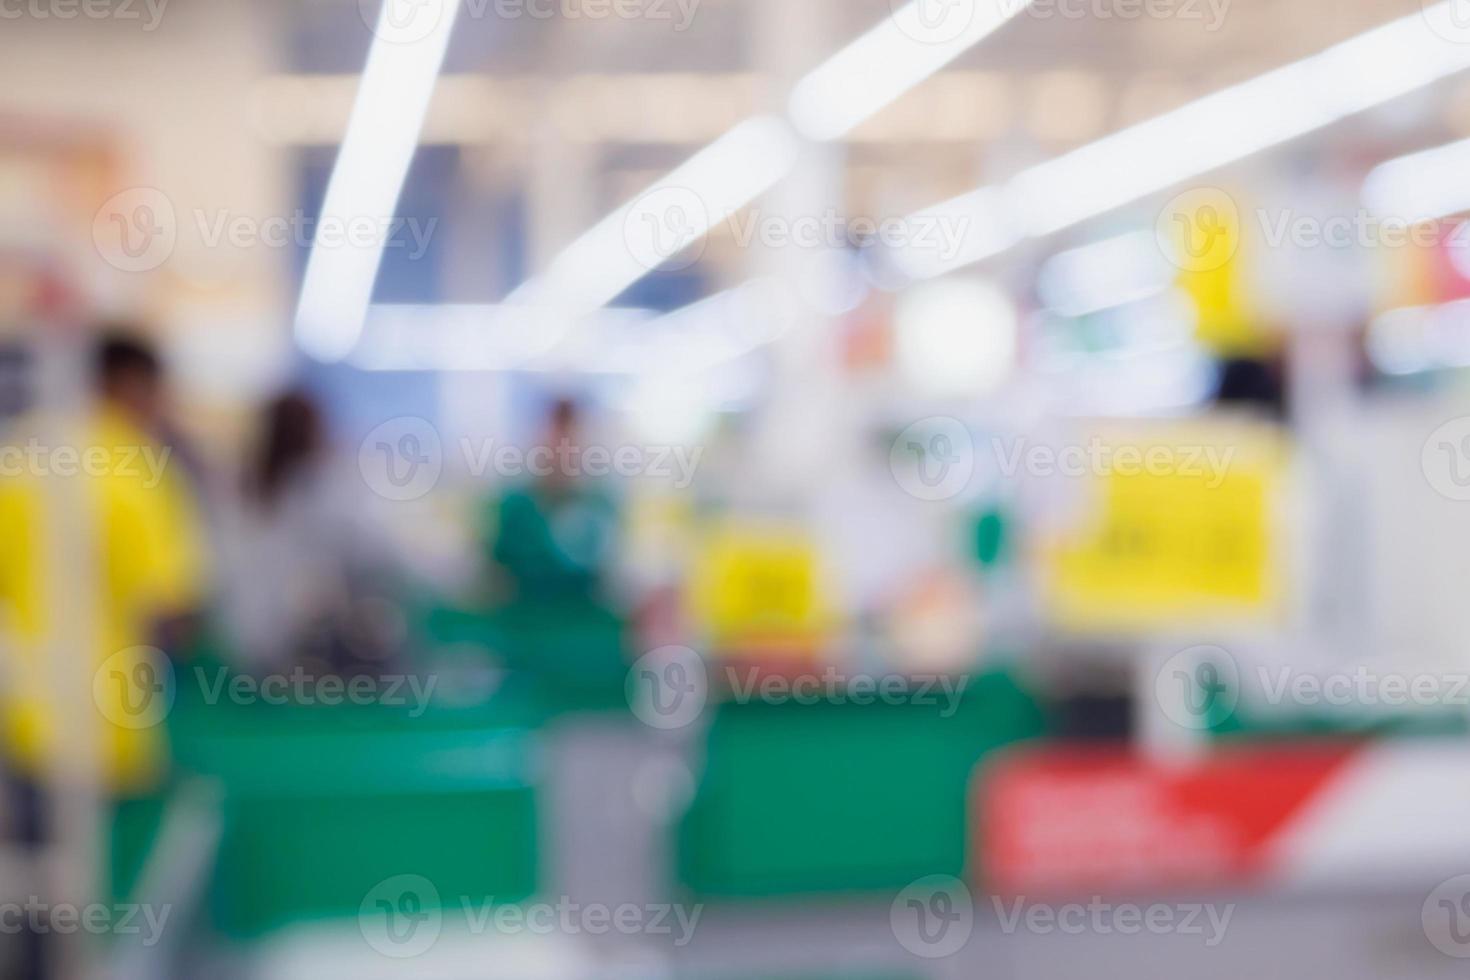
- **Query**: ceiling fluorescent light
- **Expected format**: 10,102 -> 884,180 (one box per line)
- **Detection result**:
901,3 -> 1470,277
507,2 -> 1032,333
1363,136 -> 1470,222
788,0 -> 1036,141
294,0 -> 462,363
507,115 -> 800,317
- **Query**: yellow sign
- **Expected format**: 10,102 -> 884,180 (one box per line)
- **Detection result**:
1043,422 -> 1287,630
688,522 -> 830,653
1158,186 -> 1274,356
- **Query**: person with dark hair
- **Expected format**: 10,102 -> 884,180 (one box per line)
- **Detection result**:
94,331 -> 163,424
218,389 -> 412,675
0,326 -> 209,979
95,328 -> 211,490
479,396 -> 625,697
245,391 -> 325,509
487,397 -> 619,602
0,327 -> 206,780
1214,355 -> 1288,421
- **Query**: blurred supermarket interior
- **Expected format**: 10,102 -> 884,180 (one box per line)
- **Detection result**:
10,0 -> 1470,977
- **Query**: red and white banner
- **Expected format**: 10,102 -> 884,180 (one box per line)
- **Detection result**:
976,741 -> 1470,894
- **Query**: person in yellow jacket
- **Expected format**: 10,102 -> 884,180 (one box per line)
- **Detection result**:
0,333 -> 208,799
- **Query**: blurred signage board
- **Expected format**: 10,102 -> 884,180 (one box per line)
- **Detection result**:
1160,186 -> 1275,356
976,743 -> 1470,894
1039,420 -> 1288,632
689,521 -> 830,656
1376,219 -> 1470,311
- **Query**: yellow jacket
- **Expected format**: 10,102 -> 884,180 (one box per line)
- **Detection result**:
0,408 -> 207,792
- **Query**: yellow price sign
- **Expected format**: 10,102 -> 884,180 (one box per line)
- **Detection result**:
689,522 -> 830,653
1157,186 -> 1274,357
1043,422 -> 1287,630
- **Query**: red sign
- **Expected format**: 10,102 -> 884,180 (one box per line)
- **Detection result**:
975,744 -> 1357,895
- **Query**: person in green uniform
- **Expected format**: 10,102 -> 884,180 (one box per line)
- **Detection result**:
487,398 -> 618,601
482,398 -> 626,703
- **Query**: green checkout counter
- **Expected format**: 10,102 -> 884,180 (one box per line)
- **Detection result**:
107,601 -> 1470,964
102,601 -> 1051,975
